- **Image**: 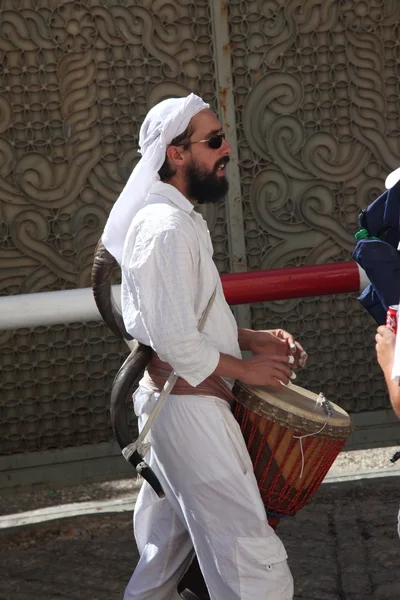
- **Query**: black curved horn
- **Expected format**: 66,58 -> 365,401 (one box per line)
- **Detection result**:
111,340 -> 164,497
91,237 -> 164,498
91,239 -> 132,340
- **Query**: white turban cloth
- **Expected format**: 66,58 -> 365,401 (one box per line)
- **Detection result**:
102,93 -> 209,265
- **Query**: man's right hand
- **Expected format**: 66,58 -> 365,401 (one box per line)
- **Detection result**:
239,354 -> 295,389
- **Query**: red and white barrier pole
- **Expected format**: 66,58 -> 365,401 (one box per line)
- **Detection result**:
0,262 -> 369,330
221,261 -> 368,305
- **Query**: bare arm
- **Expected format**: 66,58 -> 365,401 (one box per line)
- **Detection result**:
237,328 -> 257,351
383,375 -> 400,420
376,326 -> 400,420
212,351 -> 294,390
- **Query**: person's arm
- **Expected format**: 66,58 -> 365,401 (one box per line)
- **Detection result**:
128,226 -> 220,387
238,327 -> 308,367
213,351 -> 294,389
376,326 -> 400,419
129,226 -> 295,389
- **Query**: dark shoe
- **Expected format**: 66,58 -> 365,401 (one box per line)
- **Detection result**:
177,557 -> 210,600
179,590 -> 206,600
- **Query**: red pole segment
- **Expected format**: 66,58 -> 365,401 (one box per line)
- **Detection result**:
221,261 -> 361,305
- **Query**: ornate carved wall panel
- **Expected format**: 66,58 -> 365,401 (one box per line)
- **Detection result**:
0,0 -> 230,455
1,0 -> 398,457
0,321 -> 127,455
228,0 -> 400,412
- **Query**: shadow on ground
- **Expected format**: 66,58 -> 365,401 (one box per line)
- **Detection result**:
1,477 -> 399,600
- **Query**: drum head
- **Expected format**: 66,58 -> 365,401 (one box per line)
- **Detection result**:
233,381 -> 353,438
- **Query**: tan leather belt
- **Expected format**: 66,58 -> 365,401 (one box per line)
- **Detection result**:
141,353 -> 235,407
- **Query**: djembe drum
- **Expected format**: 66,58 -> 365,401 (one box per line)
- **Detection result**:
233,380 -> 354,527
178,381 -> 353,599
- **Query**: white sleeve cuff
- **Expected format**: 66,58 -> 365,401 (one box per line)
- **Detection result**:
170,345 -> 220,388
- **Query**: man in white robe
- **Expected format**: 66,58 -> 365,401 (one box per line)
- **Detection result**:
103,94 -> 307,600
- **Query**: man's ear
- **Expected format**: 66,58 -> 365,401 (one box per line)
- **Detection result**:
166,145 -> 186,167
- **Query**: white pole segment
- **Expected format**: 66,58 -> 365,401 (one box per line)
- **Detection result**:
0,264 -> 370,332
0,285 -> 121,331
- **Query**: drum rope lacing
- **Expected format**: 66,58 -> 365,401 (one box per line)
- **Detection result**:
293,392 -> 332,478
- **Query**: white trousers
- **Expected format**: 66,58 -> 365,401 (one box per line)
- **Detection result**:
124,387 -> 294,600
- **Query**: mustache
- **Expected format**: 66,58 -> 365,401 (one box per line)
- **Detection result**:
214,156 -> 230,172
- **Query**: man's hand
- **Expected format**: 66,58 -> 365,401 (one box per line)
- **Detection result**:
376,325 -> 396,375
239,354 -> 296,389
240,328 -> 308,367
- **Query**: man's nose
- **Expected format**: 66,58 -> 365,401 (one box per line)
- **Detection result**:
220,137 -> 232,156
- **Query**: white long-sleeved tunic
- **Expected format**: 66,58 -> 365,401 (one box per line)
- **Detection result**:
120,180 -> 242,387
120,181 -> 293,600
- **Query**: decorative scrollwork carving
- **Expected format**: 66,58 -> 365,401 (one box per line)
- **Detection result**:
0,0 -> 224,455
2,0 -> 400,456
230,0 -> 400,411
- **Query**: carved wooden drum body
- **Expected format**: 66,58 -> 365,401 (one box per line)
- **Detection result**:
233,381 -> 353,524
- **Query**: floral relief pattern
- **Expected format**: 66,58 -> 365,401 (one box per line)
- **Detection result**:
1,0 -> 399,456
0,0 -> 224,454
229,0 -> 400,411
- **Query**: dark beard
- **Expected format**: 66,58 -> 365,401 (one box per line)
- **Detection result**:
186,159 -> 229,204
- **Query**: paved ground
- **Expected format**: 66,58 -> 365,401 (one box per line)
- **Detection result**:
1,474 -> 400,600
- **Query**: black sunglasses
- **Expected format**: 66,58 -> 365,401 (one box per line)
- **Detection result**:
189,132 -> 226,150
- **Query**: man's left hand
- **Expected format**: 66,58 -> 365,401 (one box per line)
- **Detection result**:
247,329 -> 308,367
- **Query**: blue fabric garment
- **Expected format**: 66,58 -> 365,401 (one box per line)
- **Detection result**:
352,179 -> 400,324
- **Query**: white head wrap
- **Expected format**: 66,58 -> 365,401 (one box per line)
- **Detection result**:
102,93 -> 209,264
385,167 -> 400,190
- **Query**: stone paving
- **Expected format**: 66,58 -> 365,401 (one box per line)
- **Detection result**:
1,476 -> 399,600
